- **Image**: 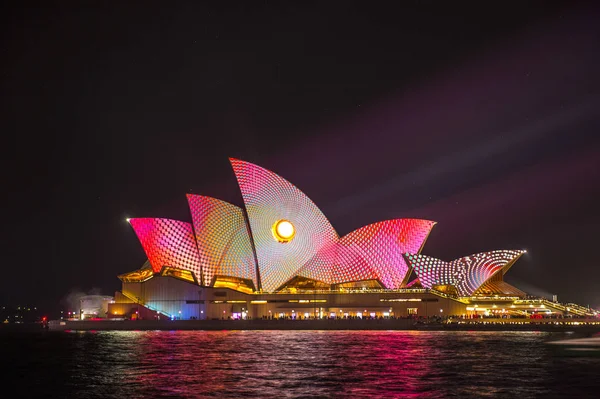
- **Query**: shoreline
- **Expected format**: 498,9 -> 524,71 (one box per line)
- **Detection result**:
41,318 -> 600,333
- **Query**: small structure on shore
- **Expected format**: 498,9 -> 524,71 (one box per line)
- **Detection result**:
80,295 -> 114,320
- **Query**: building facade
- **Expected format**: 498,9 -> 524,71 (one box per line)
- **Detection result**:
107,158 -> 596,320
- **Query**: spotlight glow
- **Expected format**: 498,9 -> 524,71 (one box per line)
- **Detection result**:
272,219 -> 295,242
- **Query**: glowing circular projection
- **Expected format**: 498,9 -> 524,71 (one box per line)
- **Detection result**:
272,219 -> 295,243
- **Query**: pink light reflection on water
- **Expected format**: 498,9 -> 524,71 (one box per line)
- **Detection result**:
6,330 -> 598,398
128,331 -> 440,398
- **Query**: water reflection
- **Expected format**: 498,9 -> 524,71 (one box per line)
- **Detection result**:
2,330 -> 599,398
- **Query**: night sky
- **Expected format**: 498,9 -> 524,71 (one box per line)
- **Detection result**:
2,2 -> 599,312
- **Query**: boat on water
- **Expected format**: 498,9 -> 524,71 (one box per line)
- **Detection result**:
546,335 -> 600,357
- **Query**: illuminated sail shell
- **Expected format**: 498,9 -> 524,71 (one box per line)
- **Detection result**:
334,219 -> 436,288
270,219 -> 435,289
129,218 -> 202,280
187,195 -> 257,288
405,250 -> 525,296
296,240 -> 379,285
127,159 -> 442,293
293,240 -> 337,285
230,158 -> 339,292
283,219 -> 435,288
336,219 -> 435,289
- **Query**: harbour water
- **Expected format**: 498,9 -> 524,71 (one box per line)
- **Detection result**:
2,329 -> 599,398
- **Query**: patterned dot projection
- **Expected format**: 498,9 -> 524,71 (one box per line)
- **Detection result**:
404,250 -> 526,296
186,195 -> 257,289
330,242 -> 376,284
230,158 -> 340,292
230,158 -> 436,291
334,219 -> 436,288
296,219 -> 435,288
296,239 -> 378,285
294,240 -> 337,285
129,218 -> 202,280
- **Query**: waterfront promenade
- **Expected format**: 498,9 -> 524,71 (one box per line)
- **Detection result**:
47,317 -> 600,332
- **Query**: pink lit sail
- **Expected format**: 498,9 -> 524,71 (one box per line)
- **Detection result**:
230,158 -> 339,292
294,240 -> 337,285
127,159 -> 443,293
404,250 -> 525,296
129,218 -> 202,281
186,195 -> 257,288
287,219 -> 435,288
334,219 -> 436,288
297,240 -> 378,285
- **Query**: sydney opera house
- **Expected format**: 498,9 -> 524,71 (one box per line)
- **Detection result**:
107,159 -> 595,320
